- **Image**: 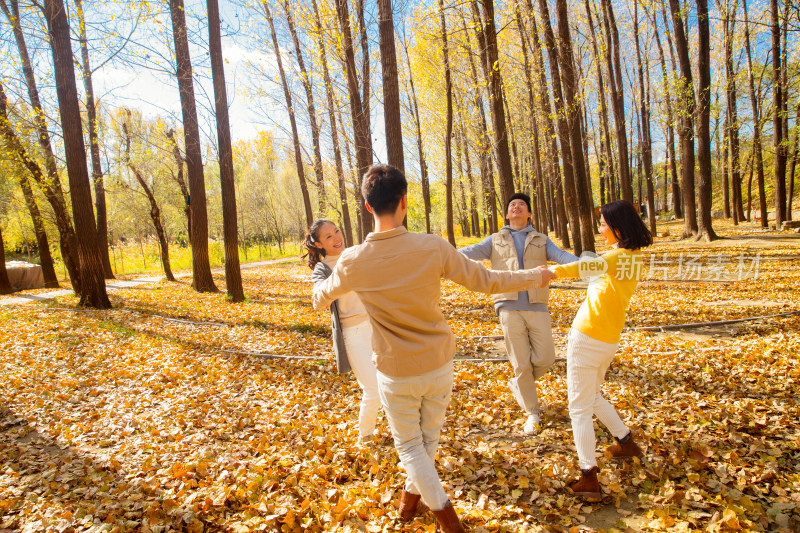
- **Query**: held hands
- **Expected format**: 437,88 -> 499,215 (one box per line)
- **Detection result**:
535,265 -> 556,288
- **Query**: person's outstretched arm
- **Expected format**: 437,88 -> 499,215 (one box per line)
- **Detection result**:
310,262 -> 330,289
312,262 -> 350,310
459,235 -> 493,261
553,250 -> 621,280
441,240 -> 552,293
545,237 -> 579,264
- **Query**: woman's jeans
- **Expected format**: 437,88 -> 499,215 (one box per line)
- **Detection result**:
342,321 -> 381,439
567,328 -> 630,470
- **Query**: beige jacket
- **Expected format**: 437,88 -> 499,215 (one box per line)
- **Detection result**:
490,229 -> 549,305
313,226 -> 543,377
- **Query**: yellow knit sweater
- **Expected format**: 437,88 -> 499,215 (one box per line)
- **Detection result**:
552,248 -> 643,344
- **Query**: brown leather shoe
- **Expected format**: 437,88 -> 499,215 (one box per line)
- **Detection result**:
432,501 -> 466,533
569,466 -> 602,502
606,431 -> 644,460
398,490 -> 427,521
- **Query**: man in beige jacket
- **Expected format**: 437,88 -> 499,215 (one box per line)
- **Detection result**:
460,193 -> 577,434
313,165 -> 554,532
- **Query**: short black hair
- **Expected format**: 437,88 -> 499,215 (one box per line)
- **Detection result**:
361,165 -> 407,216
506,192 -> 532,214
600,200 -> 653,250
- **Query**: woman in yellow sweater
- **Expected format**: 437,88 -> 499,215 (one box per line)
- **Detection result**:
551,200 -> 652,501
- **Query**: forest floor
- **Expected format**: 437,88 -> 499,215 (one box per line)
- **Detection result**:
1,219 -> 799,532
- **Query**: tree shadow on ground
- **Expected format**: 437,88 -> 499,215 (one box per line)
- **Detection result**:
0,405 -> 201,532
106,301 -> 330,337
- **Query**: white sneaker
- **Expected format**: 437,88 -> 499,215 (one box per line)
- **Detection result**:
523,413 -> 541,435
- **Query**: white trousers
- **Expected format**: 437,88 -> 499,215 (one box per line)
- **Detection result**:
376,361 -> 453,511
342,321 -> 381,439
499,309 -> 556,415
566,328 -> 630,470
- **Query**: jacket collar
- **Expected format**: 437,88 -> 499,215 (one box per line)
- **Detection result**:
499,225 -> 544,246
365,226 -> 408,241
500,224 -> 535,234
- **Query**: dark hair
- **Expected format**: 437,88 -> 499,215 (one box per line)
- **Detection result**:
361,165 -> 407,216
506,192 -> 532,214
302,218 -> 336,269
600,200 -> 652,250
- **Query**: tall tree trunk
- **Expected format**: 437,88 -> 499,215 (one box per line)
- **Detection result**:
170,0 -> 217,292
440,0 -> 455,246
742,0 -> 767,226
166,129 -> 192,240
458,114 -> 481,236
338,104 -> 364,241
667,0 -> 699,237
503,90 -> 522,192
597,135 -> 607,206
310,0 -> 353,245
633,0 -> 657,234
515,1 -> 547,231
745,147 -> 754,219
555,0 -> 594,252
45,0 -> 111,308
122,117 -> 176,282
283,0 -> 326,215
262,0 -> 314,229
584,0 -> 616,205
633,102 -> 642,205
780,0 -> 789,219
0,83 -> 59,287
696,0 -> 717,241
650,6 -> 681,217
18,174 -> 60,288
770,0 -> 786,226
476,0 -> 515,211
721,0 -> 744,224
536,0 -> 582,253
525,0 -> 569,245
208,0 -> 243,301
455,117 -> 471,236
721,111 -> 731,218
357,0 -> 373,230
579,81 -> 596,232
357,0 -> 371,151
402,37 -> 432,234
336,0 -> 372,237
377,0 -> 404,173
599,0 -> 633,204
461,12 -> 497,233
1,0 -> 80,291
788,104 -> 800,218
75,0 -> 113,279
0,226 -> 13,294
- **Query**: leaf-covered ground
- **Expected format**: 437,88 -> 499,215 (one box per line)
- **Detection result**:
1,221 -> 799,532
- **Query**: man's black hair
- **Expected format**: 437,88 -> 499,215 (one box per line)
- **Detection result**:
361,165 -> 408,216
506,192 -> 532,214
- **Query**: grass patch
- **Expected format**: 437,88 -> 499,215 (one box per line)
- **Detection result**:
244,319 -> 273,329
98,320 -> 139,338
288,323 -> 330,336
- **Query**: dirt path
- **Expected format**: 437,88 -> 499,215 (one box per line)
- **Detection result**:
0,257 -> 293,307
